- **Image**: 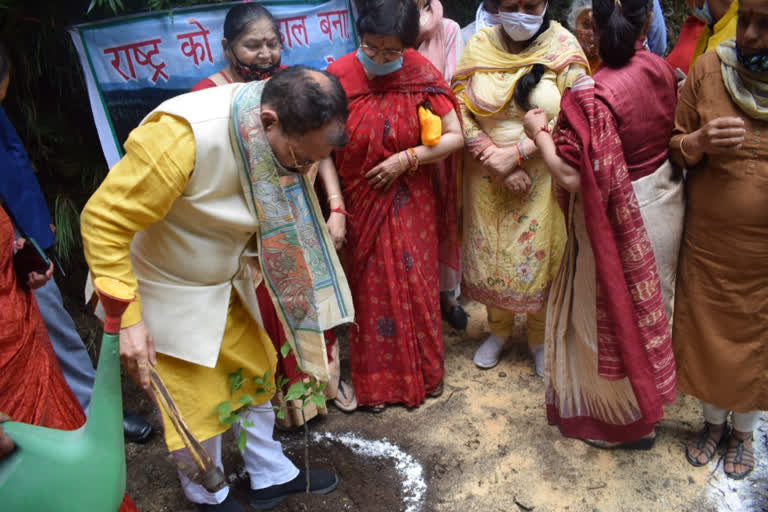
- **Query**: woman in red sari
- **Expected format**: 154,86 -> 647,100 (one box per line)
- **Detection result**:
0,49 -> 136,509
326,0 -> 464,410
0,210 -> 136,511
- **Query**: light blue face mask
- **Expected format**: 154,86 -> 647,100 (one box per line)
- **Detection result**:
356,48 -> 404,76
692,0 -> 715,26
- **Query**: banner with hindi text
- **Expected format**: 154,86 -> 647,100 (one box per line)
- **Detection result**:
70,0 -> 357,168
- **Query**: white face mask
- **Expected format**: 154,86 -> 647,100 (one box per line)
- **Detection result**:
499,4 -> 547,42
476,4 -> 500,31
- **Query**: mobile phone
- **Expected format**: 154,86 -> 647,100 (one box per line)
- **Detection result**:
14,238 -> 51,286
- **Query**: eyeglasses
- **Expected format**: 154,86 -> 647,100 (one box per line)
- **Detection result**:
360,42 -> 404,61
288,144 -> 316,170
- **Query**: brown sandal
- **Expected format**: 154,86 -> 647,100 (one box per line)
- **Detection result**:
332,379 -> 358,413
685,423 -> 726,467
724,433 -> 755,480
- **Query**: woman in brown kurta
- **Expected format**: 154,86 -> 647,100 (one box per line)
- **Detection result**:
670,0 -> 767,480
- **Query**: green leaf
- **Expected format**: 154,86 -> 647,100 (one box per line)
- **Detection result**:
253,377 -> 264,387
277,376 -> 290,391
216,401 -> 233,421
280,341 -> 292,358
263,369 -> 273,382
228,369 -> 245,396
284,381 -> 308,402
242,420 -> 254,428
277,409 -> 286,420
238,429 -> 247,452
315,381 -> 328,394
238,394 -> 254,406
311,394 -> 327,407
220,414 -> 239,426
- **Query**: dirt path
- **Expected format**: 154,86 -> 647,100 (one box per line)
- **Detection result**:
124,301 -> 767,511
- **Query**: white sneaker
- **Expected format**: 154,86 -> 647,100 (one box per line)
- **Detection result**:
473,334 -> 506,369
532,345 -> 545,377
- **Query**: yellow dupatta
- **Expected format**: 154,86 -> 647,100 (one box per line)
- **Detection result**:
453,22 -> 588,117
690,0 -> 738,69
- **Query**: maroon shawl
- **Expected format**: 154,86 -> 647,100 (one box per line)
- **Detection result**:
553,75 -> 677,422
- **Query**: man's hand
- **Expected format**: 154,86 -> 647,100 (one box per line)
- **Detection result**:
120,321 -> 157,391
0,412 -> 14,458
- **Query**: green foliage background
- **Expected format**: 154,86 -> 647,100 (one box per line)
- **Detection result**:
0,0 -> 688,281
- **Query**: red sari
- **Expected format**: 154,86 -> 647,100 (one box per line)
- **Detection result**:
328,50 -> 459,407
0,209 -> 136,511
665,16 -> 706,76
546,52 -> 677,442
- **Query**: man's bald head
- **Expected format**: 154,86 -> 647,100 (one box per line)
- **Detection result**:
261,65 -> 349,146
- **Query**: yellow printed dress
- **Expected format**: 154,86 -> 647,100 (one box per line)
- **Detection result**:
454,23 -> 587,317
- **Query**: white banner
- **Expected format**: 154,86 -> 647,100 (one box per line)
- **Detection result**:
70,0 -> 357,168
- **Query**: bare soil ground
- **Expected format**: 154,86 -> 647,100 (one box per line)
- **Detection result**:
112,301 -> 768,512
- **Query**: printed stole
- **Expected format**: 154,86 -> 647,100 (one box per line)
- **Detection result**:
230,81 -> 354,381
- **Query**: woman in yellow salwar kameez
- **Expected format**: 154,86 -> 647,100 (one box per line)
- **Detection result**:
453,0 -> 587,375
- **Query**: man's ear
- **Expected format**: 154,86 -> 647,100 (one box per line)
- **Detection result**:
260,108 -> 280,132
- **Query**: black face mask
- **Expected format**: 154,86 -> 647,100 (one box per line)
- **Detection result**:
736,45 -> 768,74
231,50 -> 281,81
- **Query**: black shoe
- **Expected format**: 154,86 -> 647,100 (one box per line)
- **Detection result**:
249,470 -> 339,510
442,304 -> 469,330
196,492 -> 244,511
123,410 -> 152,443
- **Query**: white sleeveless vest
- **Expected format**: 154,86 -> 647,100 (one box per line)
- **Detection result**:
131,83 -> 263,368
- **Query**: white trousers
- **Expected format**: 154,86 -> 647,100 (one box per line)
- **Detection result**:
171,402 -> 299,505
702,402 -> 762,433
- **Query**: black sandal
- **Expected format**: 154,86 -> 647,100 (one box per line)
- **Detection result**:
428,381 -> 444,398
724,433 -> 755,480
583,434 -> 656,451
440,294 -> 469,331
685,423 -> 726,467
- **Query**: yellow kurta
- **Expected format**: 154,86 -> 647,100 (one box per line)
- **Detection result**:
454,24 -> 587,313
690,0 -> 738,68
81,114 -> 276,451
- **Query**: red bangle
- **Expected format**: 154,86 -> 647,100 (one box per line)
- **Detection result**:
517,147 -> 525,168
533,124 -> 550,141
330,206 -> 352,217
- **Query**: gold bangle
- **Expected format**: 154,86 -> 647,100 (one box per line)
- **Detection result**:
326,194 -> 343,205
397,152 -> 407,172
407,148 -> 419,172
679,135 -> 694,163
